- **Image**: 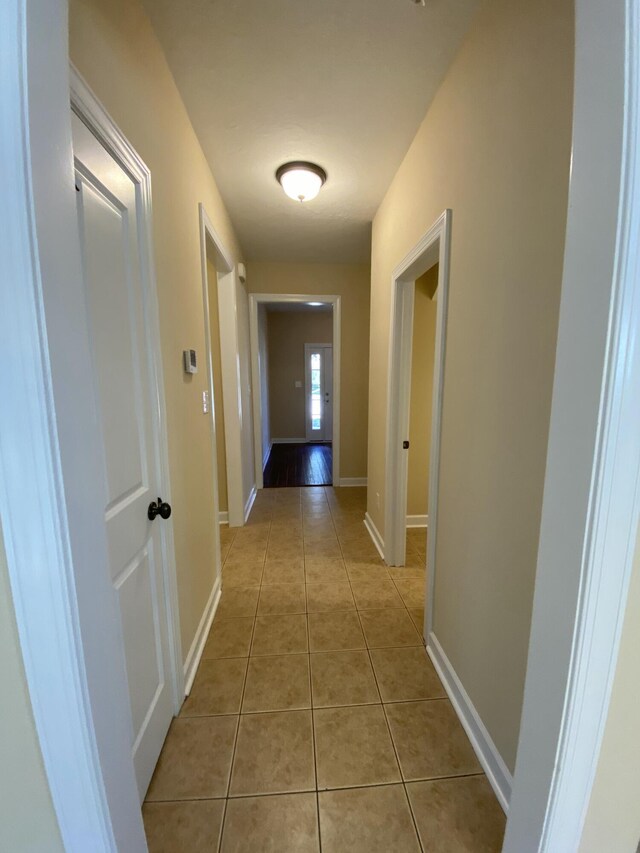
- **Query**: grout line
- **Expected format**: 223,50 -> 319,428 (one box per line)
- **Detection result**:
302,492 -> 323,853
146,771 -> 488,806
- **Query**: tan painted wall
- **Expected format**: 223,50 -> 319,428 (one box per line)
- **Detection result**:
407,265 -> 438,517
247,262 -> 371,479
267,311 -> 333,439
579,521 -> 640,853
206,254 -> 228,514
367,0 -> 573,771
0,529 -> 64,852
70,0 -> 244,661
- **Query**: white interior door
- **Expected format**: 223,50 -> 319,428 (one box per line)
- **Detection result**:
305,343 -> 333,441
72,112 -> 174,800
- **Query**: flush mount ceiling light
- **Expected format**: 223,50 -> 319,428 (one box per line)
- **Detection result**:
276,161 -> 327,202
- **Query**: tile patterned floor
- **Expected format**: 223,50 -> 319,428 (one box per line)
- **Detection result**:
143,487 -> 506,852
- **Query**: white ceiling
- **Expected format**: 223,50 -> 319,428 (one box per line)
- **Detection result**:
143,0 -> 479,263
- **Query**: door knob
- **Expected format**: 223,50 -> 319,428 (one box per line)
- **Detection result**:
148,497 -> 172,521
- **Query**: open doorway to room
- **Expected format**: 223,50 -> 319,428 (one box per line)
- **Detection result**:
384,211 -> 451,644
404,263 -> 439,598
250,294 -> 341,489
263,303 -> 333,486
204,238 -> 230,524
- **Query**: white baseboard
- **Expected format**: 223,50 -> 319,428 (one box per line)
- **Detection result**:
271,437 -> 307,444
183,578 -> 221,696
219,511 -> 229,525
364,512 -> 385,560
244,485 -> 257,523
339,477 -> 368,487
406,514 -> 428,528
427,632 -> 512,813
262,440 -> 272,470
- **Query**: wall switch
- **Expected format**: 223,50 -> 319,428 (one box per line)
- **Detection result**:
295,380 -> 302,388
202,390 -> 209,414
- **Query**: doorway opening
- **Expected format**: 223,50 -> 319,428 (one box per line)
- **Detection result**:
199,205 -> 246,528
384,211 -> 451,645
250,294 -> 341,489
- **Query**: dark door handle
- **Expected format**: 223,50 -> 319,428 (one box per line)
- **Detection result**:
148,497 -> 172,521
403,440 -> 410,449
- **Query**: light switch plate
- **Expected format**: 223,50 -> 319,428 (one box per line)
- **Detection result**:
295,380 -> 302,388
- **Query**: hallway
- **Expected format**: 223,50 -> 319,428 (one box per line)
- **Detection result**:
142,487 -> 505,851
263,442 -> 333,488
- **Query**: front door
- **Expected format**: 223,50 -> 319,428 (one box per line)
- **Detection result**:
72,111 -> 175,800
305,343 -> 333,441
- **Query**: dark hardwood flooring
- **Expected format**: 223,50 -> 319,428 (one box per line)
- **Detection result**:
263,442 -> 333,487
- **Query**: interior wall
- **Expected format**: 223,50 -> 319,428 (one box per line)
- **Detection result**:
247,262 -> 371,479
367,0 -> 573,771
206,253 -> 228,514
257,305 -> 271,468
578,520 -> 640,853
0,528 -> 64,853
267,311 -> 333,440
69,0 -> 244,662
407,265 -> 438,518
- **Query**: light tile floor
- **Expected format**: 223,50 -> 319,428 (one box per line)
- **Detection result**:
143,487 -> 506,852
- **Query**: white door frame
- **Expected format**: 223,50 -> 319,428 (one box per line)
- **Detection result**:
2,0 -> 638,850
198,204 -> 244,533
249,294 -> 341,488
0,6 -> 150,847
503,0 -> 640,848
383,212 -> 451,654
304,342 -> 333,442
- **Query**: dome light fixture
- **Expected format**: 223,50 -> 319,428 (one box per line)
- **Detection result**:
276,161 -> 327,203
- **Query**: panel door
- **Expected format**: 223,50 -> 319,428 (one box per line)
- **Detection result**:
72,111 -> 174,801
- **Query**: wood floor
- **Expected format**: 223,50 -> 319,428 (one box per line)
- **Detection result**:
263,442 -> 332,487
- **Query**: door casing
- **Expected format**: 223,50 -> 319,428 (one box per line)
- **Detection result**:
249,293 -> 342,488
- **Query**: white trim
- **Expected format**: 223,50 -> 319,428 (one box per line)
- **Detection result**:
199,204 -> 245,529
219,512 -> 229,525
263,441 -> 273,469
339,477 -> 368,487
182,579 -> 221,696
249,293 -> 341,489
244,485 -> 258,522
364,513 -> 386,560
406,514 -> 428,528
70,67 -> 184,713
383,210 -> 451,660
0,10 -> 145,847
428,633 -> 512,813
504,1 -> 640,849
271,437 -> 309,444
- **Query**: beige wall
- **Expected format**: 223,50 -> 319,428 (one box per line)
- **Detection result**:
206,254 -> 228,514
579,521 -> 640,853
247,262 -> 371,479
0,529 -> 64,852
70,0 -> 244,660
367,0 -> 573,771
267,311 -> 333,439
407,265 -> 438,517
